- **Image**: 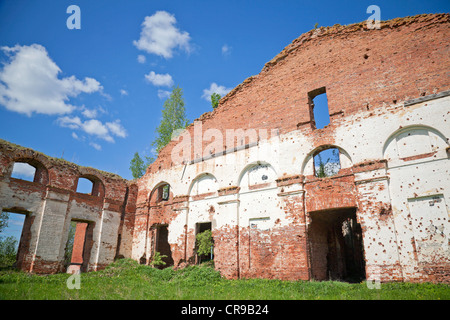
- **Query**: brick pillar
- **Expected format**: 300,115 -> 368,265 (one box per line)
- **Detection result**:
216,186 -> 240,279
276,175 -> 310,280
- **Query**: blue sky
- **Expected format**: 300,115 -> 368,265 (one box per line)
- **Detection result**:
0,0 -> 449,187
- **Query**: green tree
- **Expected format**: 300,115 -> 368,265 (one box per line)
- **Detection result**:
196,230 -> 213,263
0,211 -> 9,233
130,152 -> 146,179
152,85 -> 189,154
0,236 -> 18,267
130,152 -> 154,179
211,93 -> 221,109
315,153 -> 327,178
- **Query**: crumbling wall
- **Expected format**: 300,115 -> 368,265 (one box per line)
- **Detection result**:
0,139 -> 133,273
1,14 -> 448,283
134,14 -> 450,283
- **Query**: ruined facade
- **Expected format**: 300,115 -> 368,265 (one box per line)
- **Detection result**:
1,14 -> 449,283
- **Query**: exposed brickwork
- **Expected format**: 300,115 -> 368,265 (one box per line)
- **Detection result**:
146,13 -> 450,173
133,14 -> 449,284
0,139 -> 133,274
1,14 -> 449,284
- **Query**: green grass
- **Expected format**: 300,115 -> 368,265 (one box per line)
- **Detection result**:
0,259 -> 448,300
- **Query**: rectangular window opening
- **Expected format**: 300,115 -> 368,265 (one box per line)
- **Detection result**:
308,87 -> 330,129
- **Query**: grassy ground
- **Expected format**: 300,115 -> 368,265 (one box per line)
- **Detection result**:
0,259 -> 448,300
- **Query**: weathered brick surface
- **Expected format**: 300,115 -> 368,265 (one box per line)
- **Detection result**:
133,14 -> 450,284
0,139 -> 132,274
146,13 -> 450,173
1,14 -> 449,284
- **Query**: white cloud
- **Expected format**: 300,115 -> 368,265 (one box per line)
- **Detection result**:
133,11 -> 191,59
89,142 -> 102,151
82,119 -> 114,142
71,132 -> 79,140
106,120 -> 127,138
137,55 -> 146,64
222,44 -> 232,56
120,89 -> 128,96
202,82 -> 232,101
157,89 -> 171,100
81,108 -> 98,119
57,116 -> 126,143
57,116 -> 82,129
0,44 -> 103,116
12,162 -> 35,178
145,71 -> 174,87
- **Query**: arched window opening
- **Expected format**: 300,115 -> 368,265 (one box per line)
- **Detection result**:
158,184 -> 170,202
313,147 -> 340,178
11,162 -> 36,182
76,177 -> 94,195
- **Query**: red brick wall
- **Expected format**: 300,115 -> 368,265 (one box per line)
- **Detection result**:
147,14 -> 450,173
0,139 -> 130,274
135,14 -> 450,283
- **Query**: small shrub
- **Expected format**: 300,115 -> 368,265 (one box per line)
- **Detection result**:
196,230 -> 213,263
150,251 -> 167,268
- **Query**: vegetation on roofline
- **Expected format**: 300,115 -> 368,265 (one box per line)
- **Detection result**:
0,139 -> 124,180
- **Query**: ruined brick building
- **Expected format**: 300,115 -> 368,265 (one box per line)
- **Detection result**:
1,14 -> 449,283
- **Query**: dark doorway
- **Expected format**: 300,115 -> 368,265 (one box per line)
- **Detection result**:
195,222 -> 213,264
152,224 -> 174,268
308,208 -> 365,282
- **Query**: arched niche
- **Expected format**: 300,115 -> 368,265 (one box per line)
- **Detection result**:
383,125 -> 448,164
238,161 -> 277,193
188,173 -> 218,199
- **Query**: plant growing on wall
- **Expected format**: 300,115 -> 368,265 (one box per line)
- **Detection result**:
211,93 -> 221,109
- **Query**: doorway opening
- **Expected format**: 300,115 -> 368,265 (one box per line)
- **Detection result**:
0,211 -> 28,270
308,207 -> 365,282
195,222 -> 213,264
151,224 -> 174,268
64,220 -> 93,273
